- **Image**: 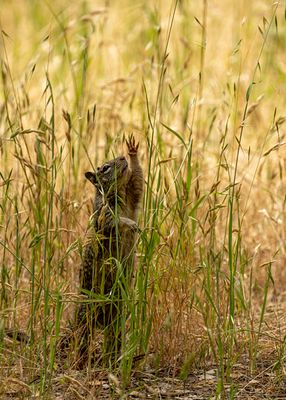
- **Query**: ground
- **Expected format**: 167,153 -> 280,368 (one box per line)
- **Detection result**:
2,354 -> 284,399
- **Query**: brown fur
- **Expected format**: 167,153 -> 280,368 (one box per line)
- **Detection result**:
75,134 -> 143,361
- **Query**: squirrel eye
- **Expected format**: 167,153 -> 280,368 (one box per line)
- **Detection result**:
102,164 -> 111,174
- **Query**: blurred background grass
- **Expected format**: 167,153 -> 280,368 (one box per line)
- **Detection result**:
1,0 -> 286,396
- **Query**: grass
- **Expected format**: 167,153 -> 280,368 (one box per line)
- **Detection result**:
1,0 -> 286,398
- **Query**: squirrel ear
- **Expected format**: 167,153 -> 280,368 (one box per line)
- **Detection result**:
85,171 -> 97,186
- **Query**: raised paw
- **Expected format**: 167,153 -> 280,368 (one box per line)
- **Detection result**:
126,134 -> 139,156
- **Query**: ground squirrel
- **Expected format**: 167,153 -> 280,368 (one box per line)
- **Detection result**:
75,134 -> 143,361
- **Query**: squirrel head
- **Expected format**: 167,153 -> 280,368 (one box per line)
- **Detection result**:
85,156 -> 130,196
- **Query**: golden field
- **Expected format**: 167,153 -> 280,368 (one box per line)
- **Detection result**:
1,1 -> 286,398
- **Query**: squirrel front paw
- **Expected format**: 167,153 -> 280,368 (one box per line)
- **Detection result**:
126,134 -> 139,156
120,217 -> 139,232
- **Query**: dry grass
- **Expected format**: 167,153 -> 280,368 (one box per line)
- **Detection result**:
1,0 -> 286,398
